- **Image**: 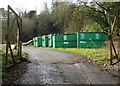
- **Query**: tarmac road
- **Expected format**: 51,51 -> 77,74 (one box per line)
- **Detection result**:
17,48 -> 117,85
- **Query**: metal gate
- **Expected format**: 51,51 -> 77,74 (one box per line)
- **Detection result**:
5,5 -> 22,64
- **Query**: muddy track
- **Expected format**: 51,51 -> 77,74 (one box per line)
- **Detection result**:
14,48 -> 117,84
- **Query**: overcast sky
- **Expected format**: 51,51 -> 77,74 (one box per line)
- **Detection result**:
0,0 -> 52,14
0,0 -> 78,14
0,0 -> 119,14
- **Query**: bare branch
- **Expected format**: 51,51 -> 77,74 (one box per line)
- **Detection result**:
94,1 -> 117,16
84,4 -> 104,14
111,17 -> 116,33
94,1 -> 109,12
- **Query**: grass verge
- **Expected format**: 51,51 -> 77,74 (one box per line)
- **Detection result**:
23,46 -> 120,65
23,46 -> 110,64
1,49 -> 28,77
54,48 -> 110,64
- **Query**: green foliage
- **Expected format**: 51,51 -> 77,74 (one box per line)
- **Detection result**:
51,2 -> 69,33
1,49 -> 28,67
4,1 -> 118,42
84,2 -> 120,32
1,49 -> 28,77
23,46 -> 110,64
51,2 -> 87,34
26,10 -> 36,19
55,48 -> 110,64
38,10 -> 57,35
21,18 -> 35,42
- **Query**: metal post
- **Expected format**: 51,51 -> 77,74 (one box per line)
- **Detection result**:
109,30 -> 113,65
20,20 -> 22,60
5,5 -> 10,64
17,18 -> 22,60
16,18 -> 19,56
8,42 -> 15,64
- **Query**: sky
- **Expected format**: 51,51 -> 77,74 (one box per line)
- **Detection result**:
0,0 -> 78,14
0,0 -> 119,14
0,0 -> 52,14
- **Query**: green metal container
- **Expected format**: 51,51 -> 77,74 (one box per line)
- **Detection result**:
77,32 -> 108,41
53,34 -> 63,48
63,34 -> 77,41
63,41 -> 77,48
53,41 -> 63,48
33,37 -> 37,47
42,35 -> 48,47
53,34 -> 77,48
77,32 -> 108,48
48,34 -> 53,47
33,37 -> 35,46
53,34 -> 63,41
36,37 -> 42,47
63,34 -> 77,48
78,40 -> 105,48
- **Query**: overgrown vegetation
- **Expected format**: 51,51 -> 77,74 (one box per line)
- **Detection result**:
2,49 -> 27,67
2,1 -> 120,42
1,49 -> 28,77
54,48 -> 110,64
23,46 -> 111,64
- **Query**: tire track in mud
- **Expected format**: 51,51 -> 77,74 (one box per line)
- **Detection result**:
16,48 -> 117,84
